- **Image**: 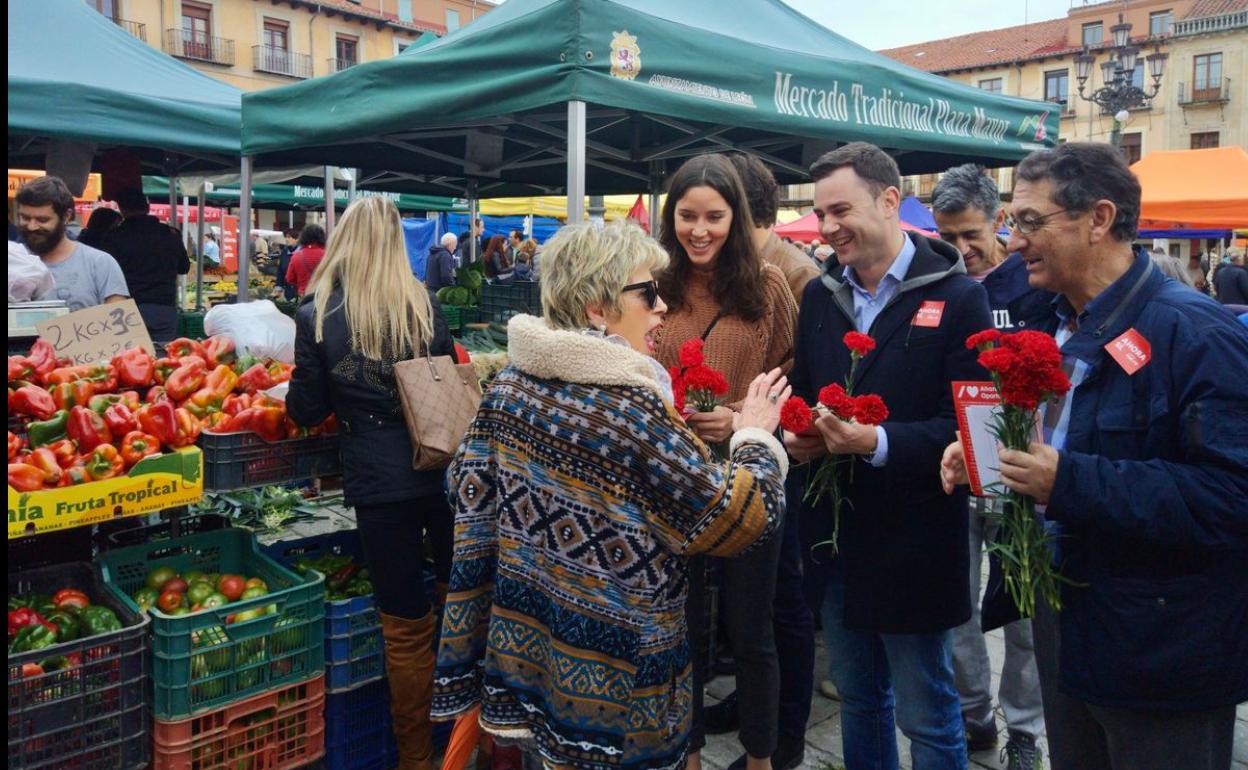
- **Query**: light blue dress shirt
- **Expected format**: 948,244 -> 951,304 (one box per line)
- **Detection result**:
841,234 -> 917,467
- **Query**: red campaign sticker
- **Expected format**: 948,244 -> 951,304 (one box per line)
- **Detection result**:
913,301 -> 946,328
1105,328 -> 1151,375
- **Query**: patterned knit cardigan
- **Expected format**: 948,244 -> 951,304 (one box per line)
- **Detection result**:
433,314 -> 788,770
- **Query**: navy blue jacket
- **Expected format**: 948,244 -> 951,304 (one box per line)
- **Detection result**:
1038,252 -> 1248,711
426,246 -> 457,294
981,252 -> 1053,331
793,233 -> 993,633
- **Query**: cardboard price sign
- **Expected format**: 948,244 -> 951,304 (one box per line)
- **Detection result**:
36,299 -> 155,366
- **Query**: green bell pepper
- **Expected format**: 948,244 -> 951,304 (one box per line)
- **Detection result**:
78,606 -> 122,635
27,410 -> 69,448
43,610 -> 80,643
10,623 -> 58,653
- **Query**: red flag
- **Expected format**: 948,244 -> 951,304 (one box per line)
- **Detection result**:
627,195 -> 649,234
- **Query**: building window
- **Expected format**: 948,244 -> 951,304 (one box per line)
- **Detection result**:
335,35 -> 358,70
181,2 -> 212,60
1082,22 -> 1103,48
446,10 -> 461,31
1044,70 -> 1069,106
1149,10 -> 1173,37
1191,131 -> 1219,149
88,0 -> 118,20
263,19 -> 289,52
1131,62 -> 1144,90
1120,133 -> 1142,166
1193,53 -> 1223,99
398,0 -> 412,23
978,78 -> 1003,94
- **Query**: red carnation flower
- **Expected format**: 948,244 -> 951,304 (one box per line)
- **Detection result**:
978,346 -> 1018,376
679,338 -> 705,368
852,394 -> 889,426
818,383 -> 856,420
780,396 -> 814,434
965,329 -> 1002,350
708,369 -> 729,397
843,331 -> 876,357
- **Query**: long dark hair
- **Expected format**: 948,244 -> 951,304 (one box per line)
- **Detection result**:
658,154 -> 765,321
483,235 -> 510,275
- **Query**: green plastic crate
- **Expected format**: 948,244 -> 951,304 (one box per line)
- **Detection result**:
98,528 -> 325,720
177,312 -> 206,340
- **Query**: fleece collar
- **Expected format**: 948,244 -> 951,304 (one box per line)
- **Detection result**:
506,314 -> 668,399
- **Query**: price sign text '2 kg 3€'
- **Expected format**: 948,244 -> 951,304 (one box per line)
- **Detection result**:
36,299 -> 155,366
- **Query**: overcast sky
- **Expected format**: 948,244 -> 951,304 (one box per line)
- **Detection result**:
782,0 -> 1079,50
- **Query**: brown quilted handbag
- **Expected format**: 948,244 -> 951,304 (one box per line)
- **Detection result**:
393,354 -> 482,470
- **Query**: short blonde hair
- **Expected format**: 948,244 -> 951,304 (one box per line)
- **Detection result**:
541,222 -> 669,330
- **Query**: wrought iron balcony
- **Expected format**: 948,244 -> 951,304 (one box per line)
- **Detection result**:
328,57 -> 357,74
252,46 -> 312,79
113,18 -> 146,42
164,29 -> 235,66
1179,78 -> 1232,106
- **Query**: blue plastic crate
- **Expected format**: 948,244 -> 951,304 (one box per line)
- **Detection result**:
323,678 -> 396,770
324,628 -> 385,692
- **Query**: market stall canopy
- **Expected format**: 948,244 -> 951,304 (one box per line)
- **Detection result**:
776,211 -> 933,242
241,0 -> 1060,196
1132,147 -> 1248,230
8,0 -> 241,172
141,177 -> 465,213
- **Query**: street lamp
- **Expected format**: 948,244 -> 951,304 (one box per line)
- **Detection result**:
1073,13 -> 1168,148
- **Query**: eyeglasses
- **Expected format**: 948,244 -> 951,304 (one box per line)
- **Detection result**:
1005,208 -> 1072,235
621,280 -> 661,310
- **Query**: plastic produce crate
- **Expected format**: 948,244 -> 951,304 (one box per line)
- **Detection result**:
198,431 -> 341,491
478,280 -> 540,324
7,562 -> 150,770
441,306 -> 480,336
98,528 -> 325,719
322,677 -> 396,770
153,674 -> 325,770
98,512 -> 231,551
177,312 -> 206,340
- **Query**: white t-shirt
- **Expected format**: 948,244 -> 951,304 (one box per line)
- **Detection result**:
45,242 -> 130,311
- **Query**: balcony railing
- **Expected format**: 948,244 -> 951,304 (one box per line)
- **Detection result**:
1179,78 -> 1232,105
252,46 -> 312,79
163,29 -> 235,66
328,58 -> 357,73
113,18 -> 146,42
1172,10 -> 1248,37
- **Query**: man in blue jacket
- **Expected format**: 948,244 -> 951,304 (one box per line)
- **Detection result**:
785,142 -> 992,770
943,142 -> 1248,770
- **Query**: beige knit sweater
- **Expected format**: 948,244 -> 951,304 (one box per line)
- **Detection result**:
654,263 -> 797,405
761,232 -> 821,307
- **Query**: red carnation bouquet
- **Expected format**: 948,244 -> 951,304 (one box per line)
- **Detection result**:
780,332 -> 889,553
967,329 -> 1072,616
670,339 -> 731,456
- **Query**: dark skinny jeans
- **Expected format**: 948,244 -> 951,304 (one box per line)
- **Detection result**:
354,494 -> 453,620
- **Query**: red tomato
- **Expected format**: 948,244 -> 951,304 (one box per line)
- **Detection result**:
157,590 -> 187,613
217,575 -> 246,602
161,577 -> 189,594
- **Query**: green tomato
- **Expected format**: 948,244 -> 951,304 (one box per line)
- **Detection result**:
183,570 -> 206,584
168,606 -> 191,616
202,593 -> 230,609
133,587 -> 160,609
230,608 -> 265,624
241,587 -> 268,601
187,583 -> 215,606
145,566 -> 178,591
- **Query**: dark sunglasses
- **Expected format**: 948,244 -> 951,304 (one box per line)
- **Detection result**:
621,280 -> 661,310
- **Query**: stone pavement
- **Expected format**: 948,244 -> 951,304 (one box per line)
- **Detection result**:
701,614 -> 1248,770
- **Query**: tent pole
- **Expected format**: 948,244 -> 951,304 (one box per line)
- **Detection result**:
239,157 -> 253,303
567,101 -> 587,224
347,168 -> 357,204
195,184 -> 206,312
467,179 -> 480,266
648,161 -> 663,236
167,175 -> 178,226
324,166 -> 336,237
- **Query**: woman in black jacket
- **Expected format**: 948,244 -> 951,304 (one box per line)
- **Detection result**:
287,197 -> 452,770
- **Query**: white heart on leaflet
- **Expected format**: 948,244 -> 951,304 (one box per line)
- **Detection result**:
966,386 -> 980,398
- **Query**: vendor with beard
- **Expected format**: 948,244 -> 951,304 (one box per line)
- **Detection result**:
16,175 -> 129,311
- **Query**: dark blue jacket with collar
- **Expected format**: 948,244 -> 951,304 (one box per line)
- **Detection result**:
1037,251 -> 1248,711
981,252 -> 1053,331
793,232 -> 993,634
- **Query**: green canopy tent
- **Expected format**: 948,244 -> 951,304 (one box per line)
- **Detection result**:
398,32 -> 441,55
242,0 -> 1060,209
142,177 -> 466,213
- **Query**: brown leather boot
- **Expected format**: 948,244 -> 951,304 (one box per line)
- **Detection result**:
380,609 -> 436,770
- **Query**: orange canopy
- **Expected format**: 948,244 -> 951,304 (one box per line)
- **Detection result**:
1131,147 -> 1248,229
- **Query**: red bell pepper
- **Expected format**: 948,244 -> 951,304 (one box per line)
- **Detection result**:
8,463 -> 45,492
67,406 -> 111,453
26,340 -> 58,384
235,363 -> 276,394
44,440 -> 78,469
266,361 -> 295,384
27,448 -> 64,486
8,432 -> 23,462
57,464 -> 90,487
320,415 -> 340,435
8,356 -> 36,384
103,404 -> 138,440
171,408 -> 202,448
51,380 -> 94,411
112,347 -> 155,388
166,338 -> 208,365
202,336 -> 236,366
119,431 -> 161,468
84,444 -> 125,481
8,607 -> 44,636
11,385 -> 57,420
88,393 -> 137,417
45,363 -> 115,391
144,386 -> 170,405
200,411 -> 231,430
221,393 -> 252,416
187,365 -> 239,415
223,405 -> 287,442
136,400 -> 178,447
164,360 -> 207,402
152,357 -> 180,385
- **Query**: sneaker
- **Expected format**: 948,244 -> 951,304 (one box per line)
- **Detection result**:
817,678 -> 840,701
964,715 -> 998,752
703,690 -> 740,735
1001,731 -> 1042,770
